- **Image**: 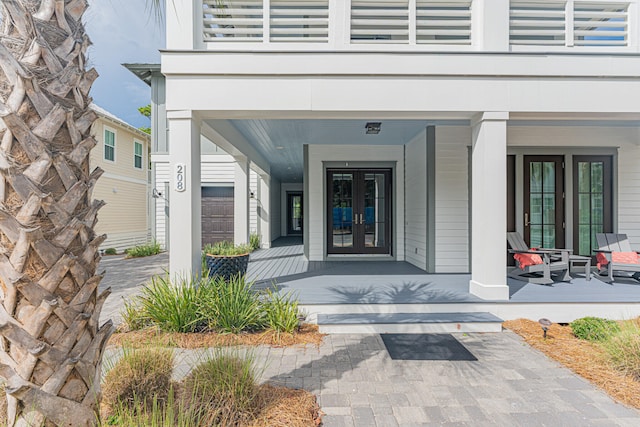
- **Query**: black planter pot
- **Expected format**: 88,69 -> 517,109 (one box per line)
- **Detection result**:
205,253 -> 250,281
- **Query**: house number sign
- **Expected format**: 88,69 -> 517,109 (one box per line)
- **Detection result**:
174,163 -> 186,192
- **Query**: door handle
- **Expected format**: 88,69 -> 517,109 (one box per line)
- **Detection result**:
360,214 -> 363,225
525,213 -> 529,227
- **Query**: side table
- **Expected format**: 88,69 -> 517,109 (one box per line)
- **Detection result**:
569,255 -> 591,281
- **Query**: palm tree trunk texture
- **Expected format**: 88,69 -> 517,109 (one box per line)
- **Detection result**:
0,0 -> 112,425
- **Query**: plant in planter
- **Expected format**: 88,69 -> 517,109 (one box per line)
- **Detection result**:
204,241 -> 252,281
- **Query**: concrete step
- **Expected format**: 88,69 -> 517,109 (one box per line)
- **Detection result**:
317,312 -> 503,334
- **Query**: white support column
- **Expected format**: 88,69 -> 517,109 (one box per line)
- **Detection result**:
168,111 -> 202,279
234,158 -> 251,244
258,174 -> 271,248
470,112 -> 510,301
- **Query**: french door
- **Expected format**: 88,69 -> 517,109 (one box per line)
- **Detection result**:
327,169 -> 392,255
523,156 -> 565,249
573,156 -> 613,256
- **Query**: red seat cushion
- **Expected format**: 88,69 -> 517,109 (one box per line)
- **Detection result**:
597,252 -> 640,270
514,253 -> 543,268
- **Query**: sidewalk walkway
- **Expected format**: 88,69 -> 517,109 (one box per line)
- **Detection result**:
99,254 -> 640,426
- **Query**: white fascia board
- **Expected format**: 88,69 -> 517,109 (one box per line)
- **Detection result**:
201,120 -> 270,176
165,76 -> 640,116
161,51 -> 640,79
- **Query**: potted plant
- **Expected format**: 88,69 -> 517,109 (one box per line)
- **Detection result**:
203,241 -> 252,281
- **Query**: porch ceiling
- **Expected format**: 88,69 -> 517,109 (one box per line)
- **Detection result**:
206,116 -> 640,182
224,119 -> 443,182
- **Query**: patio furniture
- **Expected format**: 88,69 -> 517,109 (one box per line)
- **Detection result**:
507,232 -> 571,285
568,255 -> 591,281
594,233 -> 640,283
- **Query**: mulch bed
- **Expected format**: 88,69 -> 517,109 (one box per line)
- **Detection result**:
109,323 -> 325,349
504,319 -> 640,409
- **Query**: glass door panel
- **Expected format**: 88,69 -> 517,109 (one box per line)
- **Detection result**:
327,169 -> 391,254
524,156 -> 564,249
331,173 -> 354,249
287,193 -> 303,235
573,156 -> 612,256
363,173 -> 387,249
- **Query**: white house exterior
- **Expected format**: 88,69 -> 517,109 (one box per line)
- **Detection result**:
125,64 -> 262,250
161,0 -> 640,301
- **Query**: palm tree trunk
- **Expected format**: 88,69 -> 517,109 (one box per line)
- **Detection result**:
0,1 -> 112,425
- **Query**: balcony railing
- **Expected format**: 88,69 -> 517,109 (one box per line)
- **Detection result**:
200,0 -> 638,51
510,0 -> 631,48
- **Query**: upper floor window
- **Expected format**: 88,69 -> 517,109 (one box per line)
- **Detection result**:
134,141 -> 143,169
104,128 -> 115,162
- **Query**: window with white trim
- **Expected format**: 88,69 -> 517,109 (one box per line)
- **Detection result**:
134,141 -> 143,169
104,128 -> 115,161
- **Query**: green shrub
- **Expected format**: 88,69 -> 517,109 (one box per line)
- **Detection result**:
103,346 -> 174,412
181,348 -> 261,426
120,297 -> 151,331
571,316 -> 621,342
263,289 -> 301,334
104,387 -> 202,427
125,241 -> 162,258
104,248 -> 117,255
602,320 -> 640,379
199,275 -> 264,334
249,233 -> 261,251
139,275 -> 204,333
203,241 -> 251,257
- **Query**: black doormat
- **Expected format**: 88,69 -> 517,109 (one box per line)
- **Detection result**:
381,334 -> 477,361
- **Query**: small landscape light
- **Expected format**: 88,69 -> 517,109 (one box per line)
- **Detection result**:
539,318 -> 552,339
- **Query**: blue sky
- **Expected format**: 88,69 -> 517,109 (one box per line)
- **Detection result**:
85,0 -> 165,129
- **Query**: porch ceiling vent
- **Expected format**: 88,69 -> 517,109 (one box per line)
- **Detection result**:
365,122 -> 381,134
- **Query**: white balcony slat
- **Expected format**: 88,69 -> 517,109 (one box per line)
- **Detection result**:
510,20 -> 567,28
416,10 -> 471,17
271,27 -> 329,34
351,19 -> 410,26
351,29 -> 410,36
205,27 -> 264,35
204,18 -> 264,26
416,29 -> 471,36
351,10 -> 410,17
270,18 -> 328,25
510,10 -> 566,18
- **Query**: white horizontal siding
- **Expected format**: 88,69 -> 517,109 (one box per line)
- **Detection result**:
404,130 -> 427,270
153,157 -> 259,250
435,126 -> 470,273
617,144 -> 640,247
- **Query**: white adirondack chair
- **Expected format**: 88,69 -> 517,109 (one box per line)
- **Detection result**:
507,232 -> 571,285
595,233 -> 640,283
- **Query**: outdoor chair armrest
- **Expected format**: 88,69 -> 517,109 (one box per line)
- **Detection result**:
508,249 -> 543,255
594,249 -> 613,253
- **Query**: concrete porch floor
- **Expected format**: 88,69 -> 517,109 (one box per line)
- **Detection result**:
247,237 -> 640,323
248,237 -> 640,305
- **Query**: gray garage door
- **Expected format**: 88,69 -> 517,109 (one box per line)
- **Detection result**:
201,186 -> 234,247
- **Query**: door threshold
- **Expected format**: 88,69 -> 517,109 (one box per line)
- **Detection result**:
326,254 -> 394,261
